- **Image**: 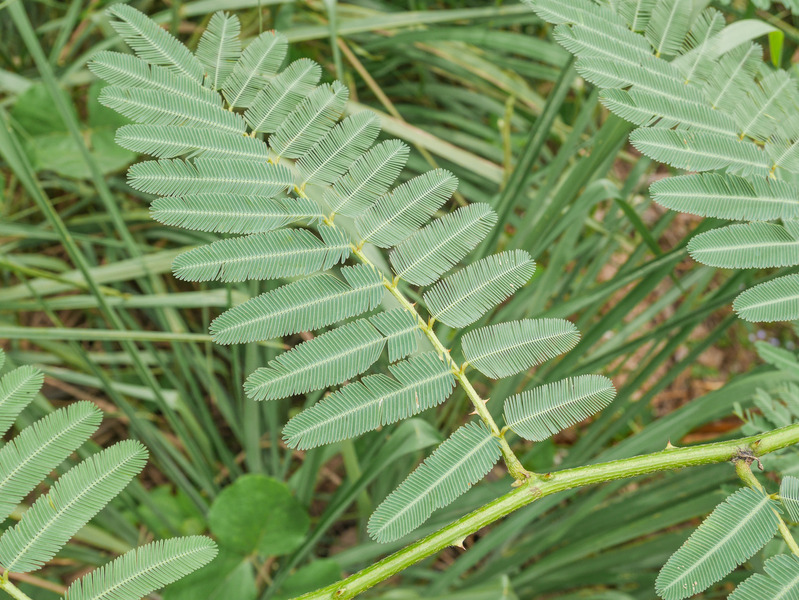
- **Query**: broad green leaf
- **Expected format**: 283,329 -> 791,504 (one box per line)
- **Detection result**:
208,474 -> 309,557
503,375 -> 615,441
656,487 -> 780,600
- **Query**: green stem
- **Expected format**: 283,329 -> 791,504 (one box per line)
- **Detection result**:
293,423 -> 799,599
0,577 -> 34,600
348,245 -> 530,481
735,458 -> 799,556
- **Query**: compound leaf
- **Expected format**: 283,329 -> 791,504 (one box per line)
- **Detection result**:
222,31 -> 287,108
282,352 -> 455,450
733,275 -> 799,322
503,374 -> 615,441
462,319 -> 580,379
367,421 -> 501,543
0,440 -> 147,574
116,125 -> 268,161
390,203 -> 497,286
244,59 -> 321,134
171,225 -> 350,282
244,319 -> 386,401
196,12 -> 241,91
728,554 -> 799,600
780,476 -> 799,522
655,487 -> 780,600
210,264 -> 384,344
688,222 -> 799,268
424,250 -> 535,328
0,366 -> 44,438
368,309 -> 420,362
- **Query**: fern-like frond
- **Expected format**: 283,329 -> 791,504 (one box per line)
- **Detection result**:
735,71 -> 799,142
688,223 -> 799,268
297,112 -> 381,187
63,536 -> 217,600
368,309 -> 420,362
523,0 -> 626,27
367,421 -> 501,543
0,402 -> 101,523
462,319 -> 580,379
115,125 -> 268,161
574,57 -> 702,107
655,487 -> 780,600
0,365 -> 44,437
599,88 -> 738,136
222,31 -> 287,109
324,140 -> 410,218
150,195 -> 322,234
244,318 -> 386,401
210,264 -> 384,344
88,52 -> 220,106
0,440 -> 147,574
733,275 -> 799,322
780,475 -> 799,522
503,375 -> 615,441
270,82 -> 348,159
107,4 -> 205,84
628,129 -> 770,176
390,203 -> 497,286
672,8 -> 725,85
127,158 -> 293,197
615,0 -> 657,32
645,0 -> 691,58
171,225 -> 350,282
650,173 -> 799,221
282,352 -> 455,450
552,20 -> 657,71
244,58 -> 321,134
98,87 -> 245,135
356,169 -> 460,249
196,12 -> 241,91
766,136 -> 799,174
728,554 -> 799,600
704,43 -> 762,112
424,250 -> 535,328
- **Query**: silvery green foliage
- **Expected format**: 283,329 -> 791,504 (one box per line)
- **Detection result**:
0,349 -> 216,596
94,6 -> 615,542
530,0 -> 799,323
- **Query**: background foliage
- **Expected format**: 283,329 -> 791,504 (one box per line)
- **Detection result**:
2,1 -> 799,599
